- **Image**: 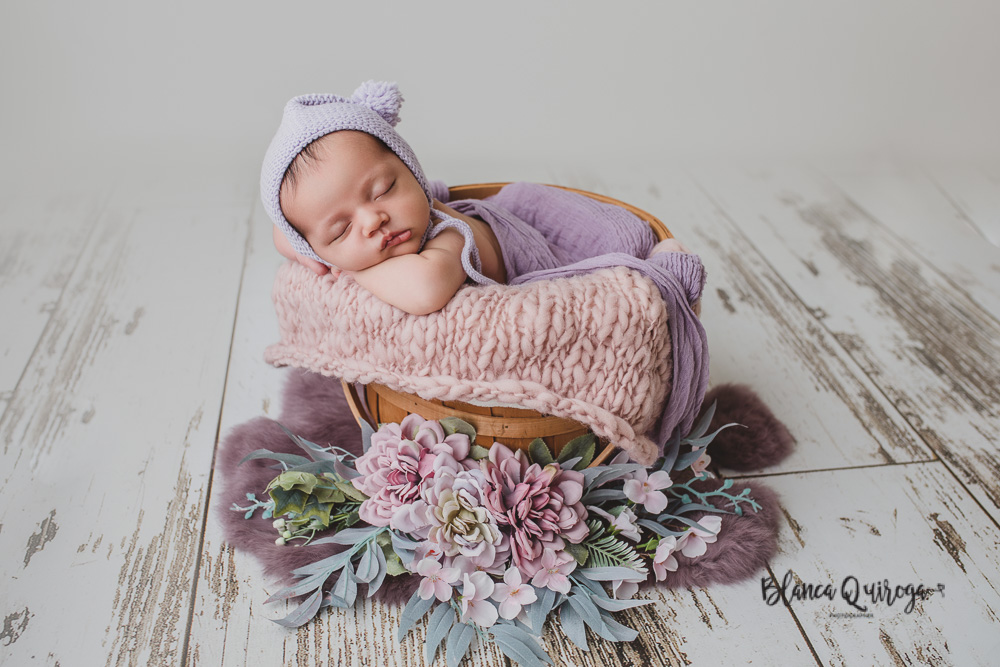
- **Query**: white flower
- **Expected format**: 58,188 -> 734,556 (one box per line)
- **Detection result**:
416,558 -> 460,602
490,567 -> 538,619
652,536 -> 680,581
589,506 -> 642,542
623,469 -> 672,514
460,571 -> 499,627
678,516 -> 722,558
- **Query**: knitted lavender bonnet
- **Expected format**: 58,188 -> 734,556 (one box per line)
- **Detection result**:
260,81 -> 434,266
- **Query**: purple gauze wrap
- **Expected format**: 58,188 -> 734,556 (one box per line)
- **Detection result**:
260,80 -> 489,281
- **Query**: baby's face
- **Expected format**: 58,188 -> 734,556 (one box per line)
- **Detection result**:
280,131 -> 430,272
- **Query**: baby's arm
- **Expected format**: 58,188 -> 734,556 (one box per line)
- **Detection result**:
344,226 -> 467,316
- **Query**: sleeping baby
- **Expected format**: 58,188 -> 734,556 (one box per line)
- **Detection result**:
261,81 -> 696,316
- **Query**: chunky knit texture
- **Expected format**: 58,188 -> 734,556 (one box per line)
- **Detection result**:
265,263 -> 673,464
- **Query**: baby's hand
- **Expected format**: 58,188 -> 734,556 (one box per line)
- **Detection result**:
272,225 -> 340,277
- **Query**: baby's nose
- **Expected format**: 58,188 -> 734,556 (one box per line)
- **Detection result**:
360,208 -> 388,234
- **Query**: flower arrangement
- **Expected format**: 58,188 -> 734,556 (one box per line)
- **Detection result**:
233,403 -> 759,666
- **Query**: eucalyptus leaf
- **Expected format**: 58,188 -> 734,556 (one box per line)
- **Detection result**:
566,593 -> 604,631
445,622 -> 476,667
558,456 -> 583,471
469,444 -> 490,460
684,422 -> 744,449
277,423 -> 339,461
271,588 -> 323,628
333,457 -> 361,480
581,488 -> 627,504
599,610 -> 639,641
398,589 -> 435,641
652,514 -> 719,535
332,566 -> 357,607
355,542 -> 378,583
368,539 -> 388,596
559,603 -> 589,651
528,587 -> 556,635
590,595 -> 653,612
239,449 -> 312,468
636,519 -> 688,538
577,566 -> 647,582
361,418 -> 375,453
528,438 -> 554,465
265,571 -> 328,603
684,400 -> 716,442
490,624 -> 552,666
425,602 -> 455,664
309,526 -> 380,546
291,550 -> 352,577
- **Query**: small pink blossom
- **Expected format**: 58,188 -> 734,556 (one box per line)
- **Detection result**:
529,549 -> 576,594
652,536 -> 680,581
460,571 -> 499,627
623,469 -> 672,514
589,506 -> 641,542
678,515 -> 722,558
416,558 -> 460,602
690,450 -> 712,477
610,578 -> 640,599
491,567 -> 538,620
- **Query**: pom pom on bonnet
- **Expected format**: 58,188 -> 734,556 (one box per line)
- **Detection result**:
260,81 -> 433,266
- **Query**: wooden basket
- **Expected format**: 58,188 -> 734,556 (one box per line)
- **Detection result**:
342,183 -> 673,467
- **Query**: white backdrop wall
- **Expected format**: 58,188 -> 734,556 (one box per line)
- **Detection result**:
2,0 -> 997,188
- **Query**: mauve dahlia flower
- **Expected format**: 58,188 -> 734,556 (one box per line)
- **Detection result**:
424,468 -> 502,561
480,443 -> 589,576
352,414 -> 472,529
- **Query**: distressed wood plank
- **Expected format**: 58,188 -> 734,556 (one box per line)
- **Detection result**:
819,162 -> 1000,320
0,180 -> 249,666
685,164 -> 1000,519
763,462 -> 1000,666
552,169 -> 933,473
0,193 -> 106,397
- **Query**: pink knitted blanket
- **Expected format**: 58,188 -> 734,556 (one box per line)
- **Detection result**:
265,262 -> 672,463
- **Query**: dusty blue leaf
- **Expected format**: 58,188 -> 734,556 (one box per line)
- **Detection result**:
580,488 -> 627,504
637,519 -> 688,538
490,624 -> 552,666
599,610 -> 638,641
559,603 -> 588,651
239,449 -> 311,468
425,603 -> 455,664
309,526 -> 380,546
265,571 -> 328,603
271,588 -> 323,628
398,590 -> 435,641
277,422 -> 339,461
355,542 -> 378,583
445,622 -> 476,667
684,400 -> 716,441
368,540 -> 388,597
577,567 -> 647,582
333,456 -> 361,480
590,595 -> 652,612
528,587 -> 556,635
361,418 -> 375,453
332,567 -> 357,607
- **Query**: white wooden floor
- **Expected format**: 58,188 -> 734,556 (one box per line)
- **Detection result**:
1,161 -> 999,666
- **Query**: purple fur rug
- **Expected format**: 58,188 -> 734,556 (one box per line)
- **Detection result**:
216,369 -> 791,605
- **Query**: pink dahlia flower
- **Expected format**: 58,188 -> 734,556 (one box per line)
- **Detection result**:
351,414 -> 472,529
480,443 -> 588,576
